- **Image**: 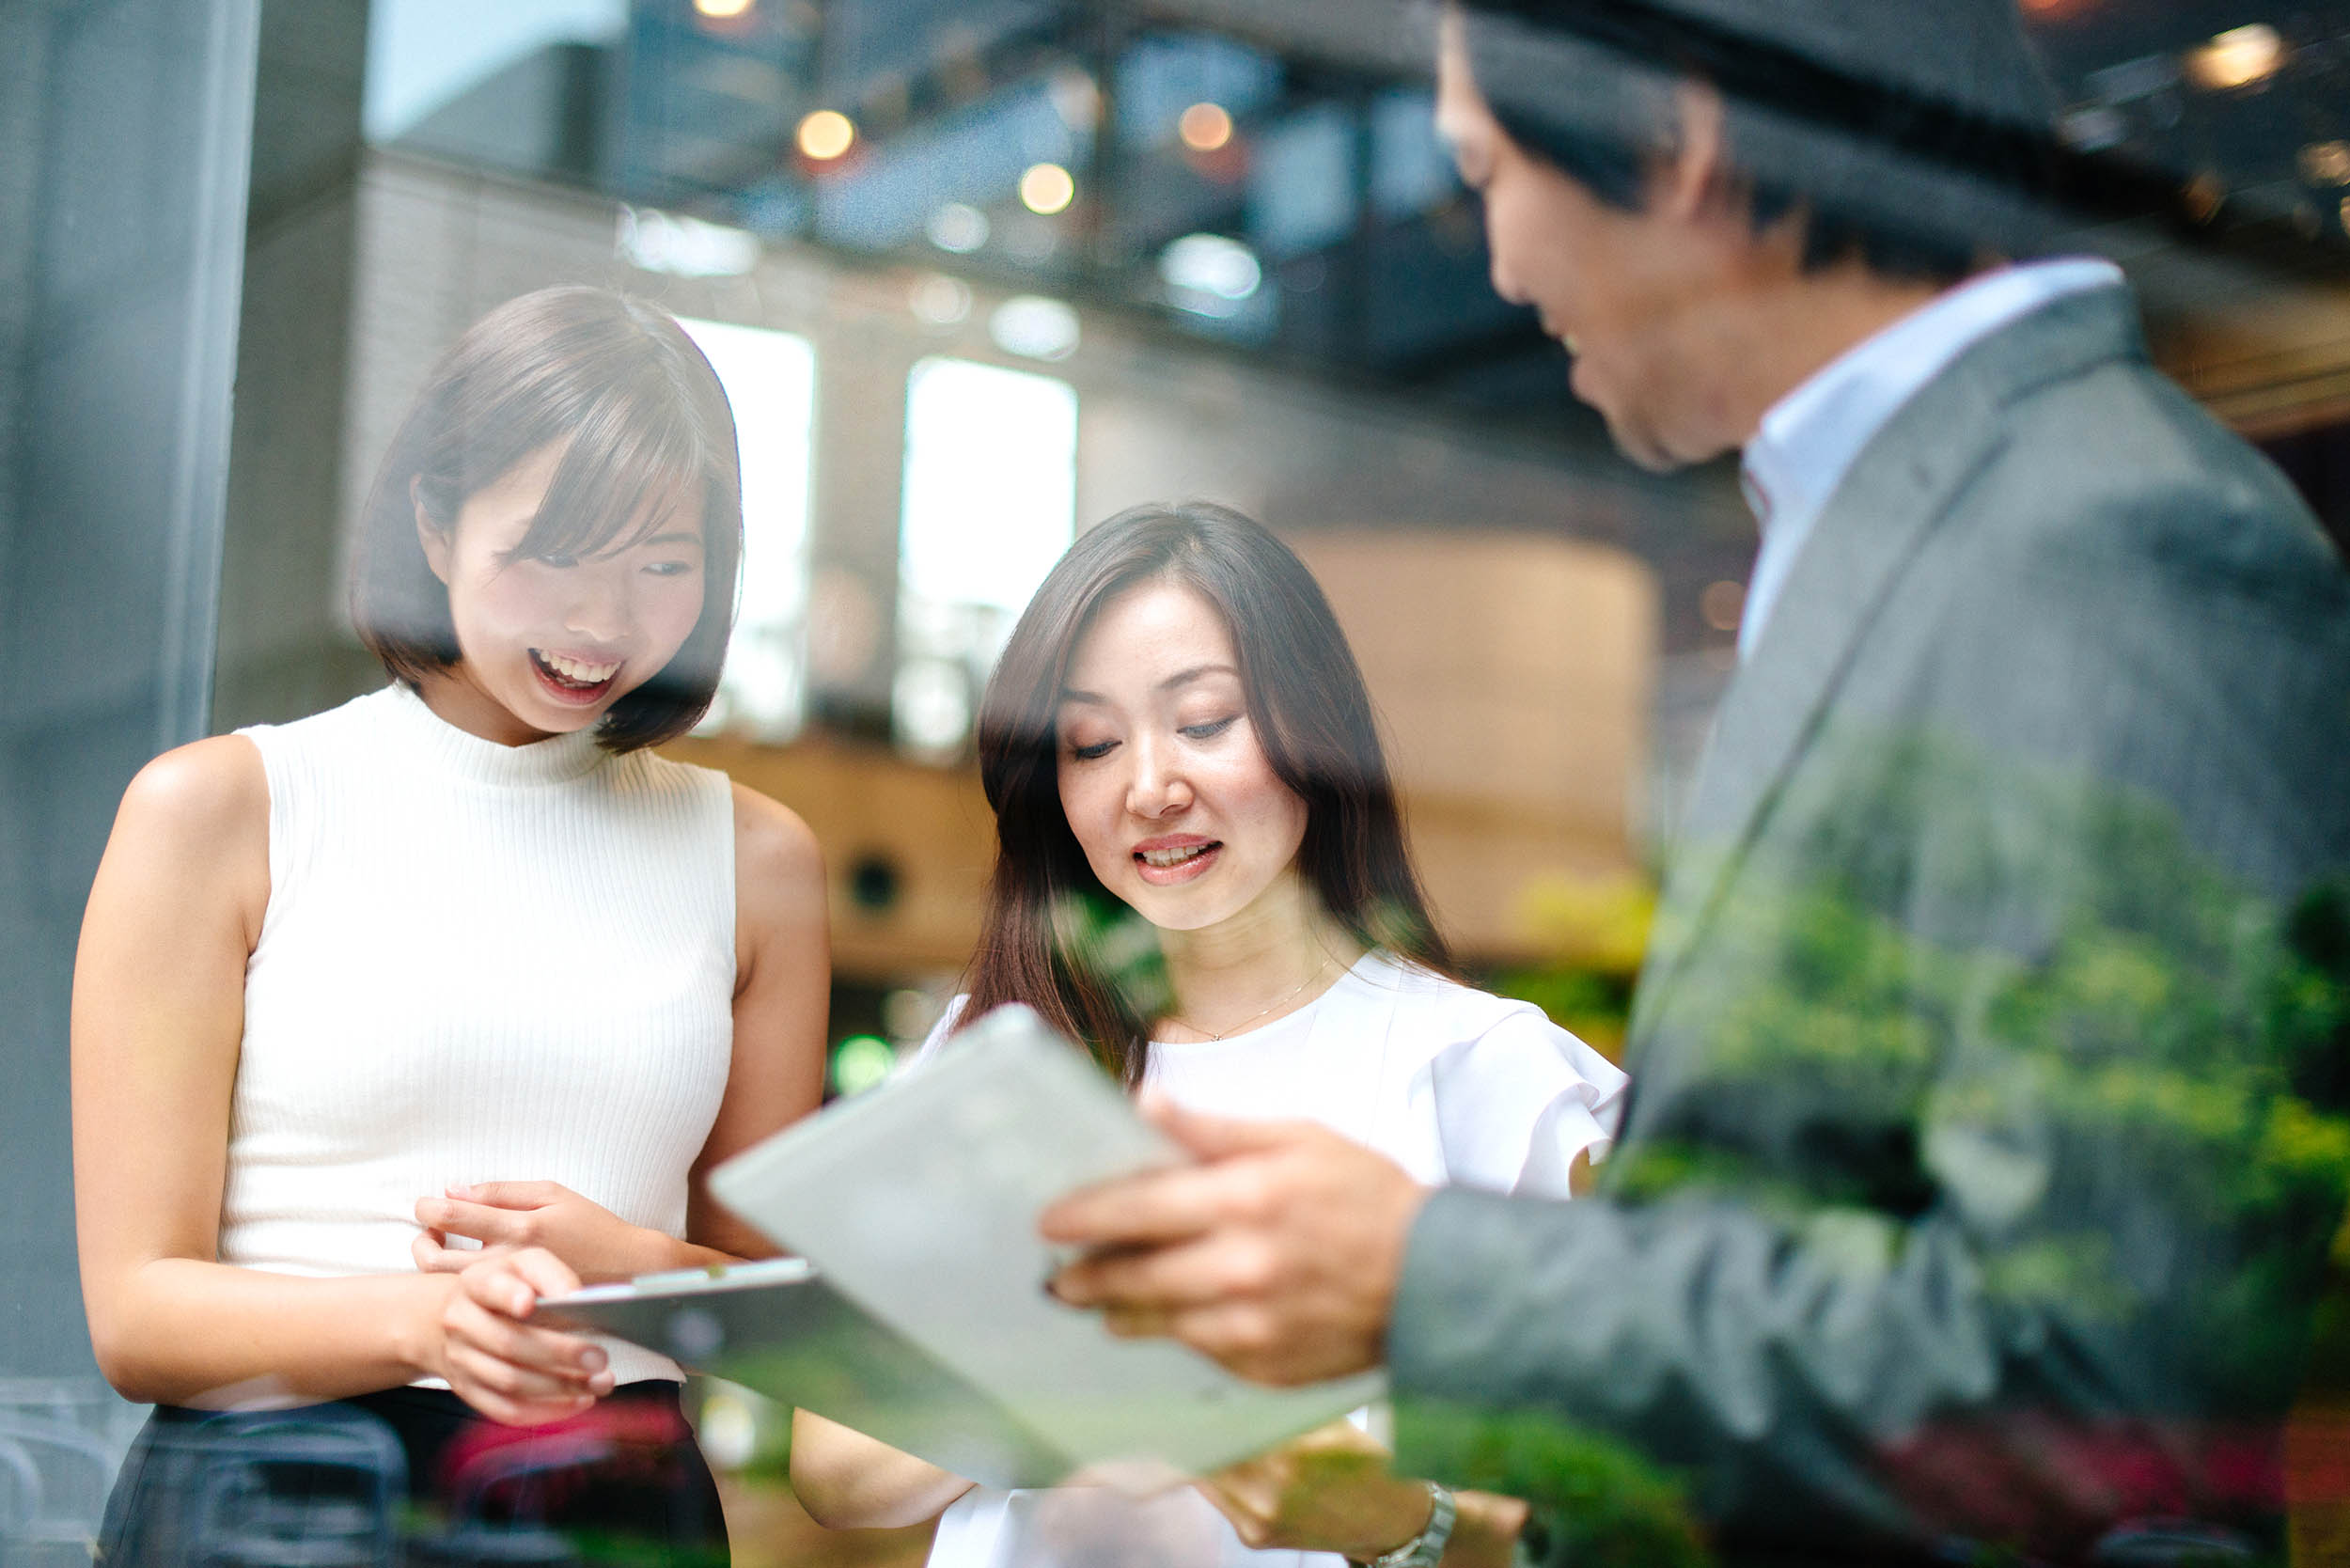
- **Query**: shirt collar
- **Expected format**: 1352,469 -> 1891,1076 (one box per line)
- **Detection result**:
1736,258 -> 2127,661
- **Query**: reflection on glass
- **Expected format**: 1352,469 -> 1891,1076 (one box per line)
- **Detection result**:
895,356 -> 1077,759
679,316 -> 816,744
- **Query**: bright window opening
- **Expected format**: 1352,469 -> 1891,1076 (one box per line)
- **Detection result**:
896,356 -> 1079,758
679,317 -> 817,744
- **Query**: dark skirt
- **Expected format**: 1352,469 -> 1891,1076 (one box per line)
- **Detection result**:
98,1383 -> 728,1567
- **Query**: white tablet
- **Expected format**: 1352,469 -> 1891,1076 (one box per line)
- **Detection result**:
703,1003 -> 1385,1483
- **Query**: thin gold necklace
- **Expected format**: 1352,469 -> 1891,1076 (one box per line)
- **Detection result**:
1167,954 -> 1336,1043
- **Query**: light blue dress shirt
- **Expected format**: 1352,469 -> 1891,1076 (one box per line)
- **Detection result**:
1736,258 -> 2127,662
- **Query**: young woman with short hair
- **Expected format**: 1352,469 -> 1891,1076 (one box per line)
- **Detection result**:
74,287 -> 828,1563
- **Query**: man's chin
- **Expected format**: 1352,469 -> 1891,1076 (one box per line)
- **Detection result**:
1600,410 -> 1689,475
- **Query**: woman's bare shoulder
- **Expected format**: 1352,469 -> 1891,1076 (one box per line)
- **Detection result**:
729,780 -> 822,890
116,735 -> 269,847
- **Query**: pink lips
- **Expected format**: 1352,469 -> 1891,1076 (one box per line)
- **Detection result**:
1133,834 -> 1221,886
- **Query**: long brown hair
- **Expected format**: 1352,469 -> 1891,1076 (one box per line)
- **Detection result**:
960,502 -> 1451,1085
349,286 -> 743,752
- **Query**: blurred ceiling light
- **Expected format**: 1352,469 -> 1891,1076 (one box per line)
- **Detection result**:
1019,163 -> 1075,215
988,295 -> 1081,361
617,208 -> 759,277
1159,233 -> 1261,315
796,109 -> 856,161
1178,102 -> 1234,152
2301,141 -> 2350,185
695,0 -> 754,16
2184,24 -> 2286,91
910,274 -> 973,328
926,202 -> 990,253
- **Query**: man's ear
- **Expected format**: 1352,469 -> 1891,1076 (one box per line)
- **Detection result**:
412,477 -> 453,586
1657,79 -> 1730,221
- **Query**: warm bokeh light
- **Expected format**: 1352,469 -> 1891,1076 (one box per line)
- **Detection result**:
796,109 -> 856,162
2185,24 -> 2286,91
1178,102 -> 1234,152
694,0 -> 754,17
1019,162 -> 1075,215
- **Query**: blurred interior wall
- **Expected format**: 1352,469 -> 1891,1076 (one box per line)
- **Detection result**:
212,0 -> 375,731
0,0 -> 262,1374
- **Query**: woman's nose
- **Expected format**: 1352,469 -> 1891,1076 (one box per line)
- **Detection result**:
1123,739 -> 1193,819
563,565 -> 632,642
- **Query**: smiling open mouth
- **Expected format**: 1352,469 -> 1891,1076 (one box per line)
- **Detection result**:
1138,842 -> 1216,869
528,649 -> 620,699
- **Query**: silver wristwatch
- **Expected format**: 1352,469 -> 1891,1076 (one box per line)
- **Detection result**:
1355,1481 -> 1457,1568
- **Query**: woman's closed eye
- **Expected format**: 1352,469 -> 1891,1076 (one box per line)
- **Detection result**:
1179,715 -> 1239,742
1068,737 -> 1118,762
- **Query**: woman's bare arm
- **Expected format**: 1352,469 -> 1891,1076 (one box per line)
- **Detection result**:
789,1410 -> 975,1529
72,738 -> 608,1420
690,783 -> 830,1257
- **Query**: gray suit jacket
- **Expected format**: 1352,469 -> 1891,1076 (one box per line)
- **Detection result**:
1386,288 -> 2350,1565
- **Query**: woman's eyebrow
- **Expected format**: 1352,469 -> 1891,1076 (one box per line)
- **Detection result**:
1058,665 -> 1239,706
1157,663 -> 1239,693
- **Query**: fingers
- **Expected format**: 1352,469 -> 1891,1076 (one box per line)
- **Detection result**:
491,1245 -> 585,1306
432,1248 -> 605,1427
1054,1227 -> 1279,1313
417,1195 -> 529,1247
1128,1299 -> 1324,1387
453,1180 -> 561,1208
414,1230 -> 523,1276
1040,1154 -> 1280,1250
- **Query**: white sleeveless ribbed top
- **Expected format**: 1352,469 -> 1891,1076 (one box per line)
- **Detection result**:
220,684 -> 737,1385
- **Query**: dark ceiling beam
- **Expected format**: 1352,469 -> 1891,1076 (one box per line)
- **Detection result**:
1127,0 -> 1428,82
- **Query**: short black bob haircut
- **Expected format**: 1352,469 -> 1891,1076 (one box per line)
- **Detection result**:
350,286 -> 744,753
1454,0 -> 2060,283
958,501 -> 1453,1087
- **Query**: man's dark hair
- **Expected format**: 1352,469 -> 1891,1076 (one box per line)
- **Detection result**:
349,286 -> 743,752
1455,0 -> 2060,282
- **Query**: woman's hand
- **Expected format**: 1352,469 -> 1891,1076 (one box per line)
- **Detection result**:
1194,1420 -> 1434,1559
415,1182 -> 680,1284
416,1247 -> 616,1426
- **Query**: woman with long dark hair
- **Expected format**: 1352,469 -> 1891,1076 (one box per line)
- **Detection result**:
74,287 -> 829,1564
792,503 -> 1624,1568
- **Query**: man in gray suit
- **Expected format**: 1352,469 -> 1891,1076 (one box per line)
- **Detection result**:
1045,2 -> 2350,1562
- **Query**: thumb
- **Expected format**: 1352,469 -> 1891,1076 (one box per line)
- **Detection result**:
504,1246 -> 584,1307
1139,1092 -> 1317,1160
